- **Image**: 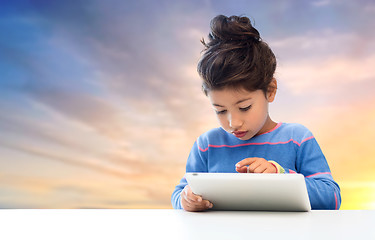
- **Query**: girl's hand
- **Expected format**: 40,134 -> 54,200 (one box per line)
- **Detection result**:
235,157 -> 277,173
181,185 -> 213,212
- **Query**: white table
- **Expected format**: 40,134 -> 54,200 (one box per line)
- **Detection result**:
0,209 -> 374,239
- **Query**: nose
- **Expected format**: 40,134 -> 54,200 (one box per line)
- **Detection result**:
228,112 -> 243,130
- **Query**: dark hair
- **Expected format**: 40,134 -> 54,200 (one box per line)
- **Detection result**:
197,15 -> 276,95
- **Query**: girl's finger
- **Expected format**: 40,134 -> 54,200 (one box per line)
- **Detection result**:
185,186 -> 203,203
253,163 -> 268,173
248,161 -> 262,173
203,200 -> 213,209
182,186 -> 197,204
263,167 -> 276,173
188,193 -> 202,203
189,200 -> 213,211
235,166 -> 248,173
235,158 -> 258,168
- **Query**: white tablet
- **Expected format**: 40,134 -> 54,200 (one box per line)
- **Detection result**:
185,172 -> 311,211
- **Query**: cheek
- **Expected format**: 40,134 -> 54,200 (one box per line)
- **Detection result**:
253,105 -> 268,118
253,104 -> 269,123
245,104 -> 269,125
216,115 -> 229,128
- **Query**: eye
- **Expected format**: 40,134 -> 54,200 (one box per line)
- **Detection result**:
215,109 -> 227,115
239,105 -> 252,112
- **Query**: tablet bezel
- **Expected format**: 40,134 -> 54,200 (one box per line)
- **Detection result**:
185,172 -> 311,211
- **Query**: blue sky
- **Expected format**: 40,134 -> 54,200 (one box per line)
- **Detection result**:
1,0 -> 375,208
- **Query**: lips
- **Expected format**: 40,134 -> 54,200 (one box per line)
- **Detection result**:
232,131 -> 248,138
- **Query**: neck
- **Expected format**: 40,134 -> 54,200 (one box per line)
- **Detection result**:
256,116 -> 277,136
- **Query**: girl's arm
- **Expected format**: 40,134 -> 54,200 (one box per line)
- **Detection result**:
284,137 -> 341,210
171,140 -> 208,209
171,177 -> 188,209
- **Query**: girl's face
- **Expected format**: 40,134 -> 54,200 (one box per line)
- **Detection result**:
207,85 -> 276,140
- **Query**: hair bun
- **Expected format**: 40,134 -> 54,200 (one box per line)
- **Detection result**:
208,15 -> 261,45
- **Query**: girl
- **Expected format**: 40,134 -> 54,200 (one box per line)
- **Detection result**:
171,15 -> 341,212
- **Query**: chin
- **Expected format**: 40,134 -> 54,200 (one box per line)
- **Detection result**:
239,133 -> 254,141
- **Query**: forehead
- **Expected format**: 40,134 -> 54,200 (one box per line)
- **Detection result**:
208,88 -> 264,105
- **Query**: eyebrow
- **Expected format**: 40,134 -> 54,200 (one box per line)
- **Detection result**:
213,98 -> 252,107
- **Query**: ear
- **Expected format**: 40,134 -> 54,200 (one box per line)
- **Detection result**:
267,78 -> 277,103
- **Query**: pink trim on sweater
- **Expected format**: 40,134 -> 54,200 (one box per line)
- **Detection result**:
198,136 -> 315,152
258,122 -> 282,136
300,136 -> 314,144
198,145 -> 208,152
305,172 -> 332,178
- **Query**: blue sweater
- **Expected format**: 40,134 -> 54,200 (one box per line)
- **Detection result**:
171,122 -> 341,210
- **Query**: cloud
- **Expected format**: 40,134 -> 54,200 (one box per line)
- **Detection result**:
28,87 -> 127,141
0,97 -> 113,156
0,171 -> 166,208
269,30 -> 375,101
271,30 -> 375,60
278,55 -> 375,95
0,139 -> 136,177
0,0 -> 212,140
311,0 -> 332,7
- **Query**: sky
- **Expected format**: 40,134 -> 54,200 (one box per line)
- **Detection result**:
1,0 -> 375,209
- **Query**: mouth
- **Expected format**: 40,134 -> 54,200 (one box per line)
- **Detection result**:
232,131 -> 248,138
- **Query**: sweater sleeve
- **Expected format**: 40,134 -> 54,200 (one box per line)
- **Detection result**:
171,140 -> 208,209
284,135 -> 341,210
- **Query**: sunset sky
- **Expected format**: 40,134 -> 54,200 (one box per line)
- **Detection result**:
1,0 -> 375,209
